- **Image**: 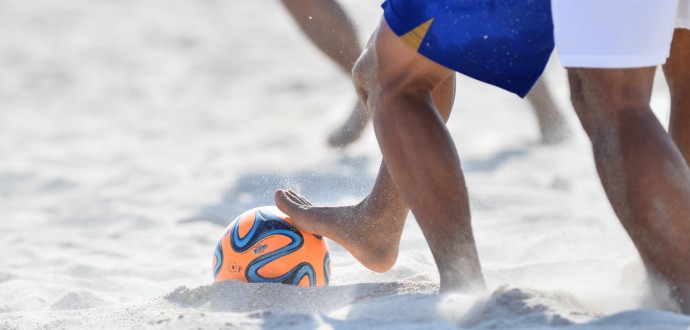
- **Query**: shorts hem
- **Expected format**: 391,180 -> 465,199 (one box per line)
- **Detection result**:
677,18 -> 690,30
420,46 -> 535,97
558,52 -> 669,68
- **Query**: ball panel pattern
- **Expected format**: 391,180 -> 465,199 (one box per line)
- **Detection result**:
212,241 -> 223,279
213,206 -> 330,287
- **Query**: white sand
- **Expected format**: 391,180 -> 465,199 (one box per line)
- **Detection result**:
1,0 -> 688,329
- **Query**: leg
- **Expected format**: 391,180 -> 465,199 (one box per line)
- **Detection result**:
663,29 -> 690,165
370,27 -> 483,292
568,67 -> 690,313
525,76 -> 571,144
278,18 -> 485,293
279,0 -> 370,147
280,0 -> 361,72
275,53 -> 456,273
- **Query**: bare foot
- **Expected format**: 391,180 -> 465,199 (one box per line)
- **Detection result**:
274,189 -> 404,272
327,102 -> 370,148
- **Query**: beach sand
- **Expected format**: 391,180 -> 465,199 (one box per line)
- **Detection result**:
1,0 -> 688,328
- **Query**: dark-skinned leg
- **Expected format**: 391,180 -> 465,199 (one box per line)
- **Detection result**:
277,18 -> 485,292
275,29 -> 456,273
371,31 -> 484,291
663,29 -> 690,166
275,71 -> 455,273
275,69 -> 455,272
568,67 -> 690,313
280,0 -> 370,147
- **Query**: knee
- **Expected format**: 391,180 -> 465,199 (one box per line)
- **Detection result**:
353,53 -> 433,124
351,49 -> 375,108
567,69 -> 654,140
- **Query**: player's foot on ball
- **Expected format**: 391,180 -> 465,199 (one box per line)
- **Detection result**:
275,188 -> 403,272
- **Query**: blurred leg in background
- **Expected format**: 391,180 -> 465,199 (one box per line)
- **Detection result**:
280,0 -> 368,148
526,77 -> 571,144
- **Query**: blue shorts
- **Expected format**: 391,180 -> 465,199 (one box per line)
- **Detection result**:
382,0 -> 554,97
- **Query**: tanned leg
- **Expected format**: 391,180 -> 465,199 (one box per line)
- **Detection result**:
275,28 -> 456,273
664,29 -> 690,166
275,48 -> 456,273
525,77 -> 572,144
280,0 -> 370,147
568,67 -> 690,313
275,69 -> 455,273
278,18 -> 485,293
370,30 -> 484,292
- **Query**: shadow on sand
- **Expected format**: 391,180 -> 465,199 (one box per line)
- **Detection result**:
463,148 -> 528,173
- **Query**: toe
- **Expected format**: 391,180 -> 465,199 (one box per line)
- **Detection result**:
275,189 -> 310,213
286,190 -> 312,206
274,189 -> 291,210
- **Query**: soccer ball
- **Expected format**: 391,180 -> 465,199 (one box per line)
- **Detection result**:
212,206 -> 331,286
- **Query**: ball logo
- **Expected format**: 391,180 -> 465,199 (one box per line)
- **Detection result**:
253,243 -> 268,255
227,261 -> 241,273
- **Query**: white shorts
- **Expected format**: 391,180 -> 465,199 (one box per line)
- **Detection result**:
553,0 -> 690,68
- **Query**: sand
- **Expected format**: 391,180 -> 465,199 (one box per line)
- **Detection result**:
1,0 -> 689,329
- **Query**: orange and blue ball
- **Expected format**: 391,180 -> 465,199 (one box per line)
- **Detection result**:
213,206 -> 331,286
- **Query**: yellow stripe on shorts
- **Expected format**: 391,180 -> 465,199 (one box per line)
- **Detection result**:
400,18 -> 435,51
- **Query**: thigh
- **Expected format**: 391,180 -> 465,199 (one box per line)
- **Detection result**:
370,16 -> 454,95
382,0 -> 554,97
663,29 -> 690,90
352,16 -> 454,118
663,29 -> 690,143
